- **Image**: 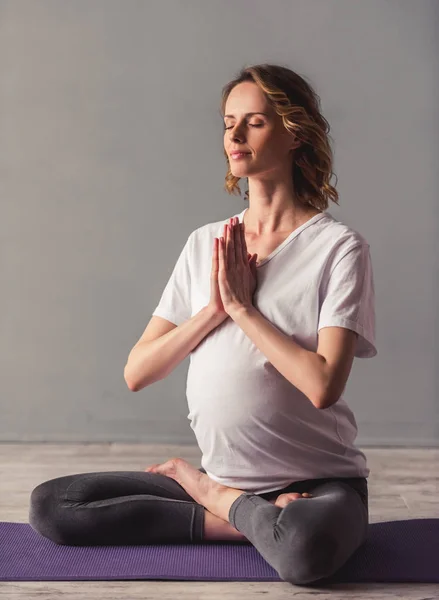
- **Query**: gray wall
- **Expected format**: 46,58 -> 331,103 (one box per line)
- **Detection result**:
1,0 -> 438,446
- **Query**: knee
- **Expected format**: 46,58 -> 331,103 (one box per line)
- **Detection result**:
29,481 -> 70,545
277,531 -> 339,585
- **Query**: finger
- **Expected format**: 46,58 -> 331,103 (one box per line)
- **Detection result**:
223,222 -> 230,269
227,223 -> 234,270
232,219 -> 244,266
219,234 -> 225,269
239,222 -> 248,263
212,237 -> 219,273
233,220 -> 242,265
222,224 -> 227,262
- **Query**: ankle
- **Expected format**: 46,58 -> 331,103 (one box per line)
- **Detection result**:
203,509 -> 247,541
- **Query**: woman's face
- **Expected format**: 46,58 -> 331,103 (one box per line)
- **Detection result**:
223,81 -> 299,178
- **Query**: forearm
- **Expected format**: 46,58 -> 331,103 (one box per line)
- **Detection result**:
125,306 -> 227,391
230,305 -> 329,409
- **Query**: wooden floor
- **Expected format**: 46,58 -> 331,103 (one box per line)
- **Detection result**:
0,443 -> 437,599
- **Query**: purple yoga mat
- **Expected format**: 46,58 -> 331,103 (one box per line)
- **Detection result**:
0,519 -> 438,582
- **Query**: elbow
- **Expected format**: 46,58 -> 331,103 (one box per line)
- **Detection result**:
124,368 -> 137,392
124,368 -> 155,392
312,395 -> 325,410
317,397 -> 332,410
314,363 -> 338,409
316,390 -> 338,410
125,378 -> 137,392
313,383 -> 335,410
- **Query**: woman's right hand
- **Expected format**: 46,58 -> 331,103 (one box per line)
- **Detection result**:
207,219 -> 257,322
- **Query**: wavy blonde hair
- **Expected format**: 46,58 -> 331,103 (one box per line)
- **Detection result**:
220,63 -> 339,211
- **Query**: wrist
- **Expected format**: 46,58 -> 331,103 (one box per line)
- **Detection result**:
227,303 -> 254,320
204,305 -> 228,323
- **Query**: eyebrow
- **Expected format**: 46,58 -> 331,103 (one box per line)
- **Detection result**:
223,112 -> 268,119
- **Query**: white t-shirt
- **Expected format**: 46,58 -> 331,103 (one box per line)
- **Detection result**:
152,208 -> 377,494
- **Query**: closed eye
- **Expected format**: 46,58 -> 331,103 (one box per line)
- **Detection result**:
224,124 -> 263,130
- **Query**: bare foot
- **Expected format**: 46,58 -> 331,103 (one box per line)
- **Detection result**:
144,457 -> 220,506
268,492 -> 312,508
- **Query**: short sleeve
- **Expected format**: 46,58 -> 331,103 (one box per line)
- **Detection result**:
318,243 -> 377,358
151,232 -> 193,326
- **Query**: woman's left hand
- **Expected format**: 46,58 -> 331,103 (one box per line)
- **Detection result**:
217,217 -> 258,316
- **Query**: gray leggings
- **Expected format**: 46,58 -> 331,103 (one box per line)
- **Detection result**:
29,467 -> 369,585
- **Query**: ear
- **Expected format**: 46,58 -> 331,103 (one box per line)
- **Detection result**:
289,134 -> 302,152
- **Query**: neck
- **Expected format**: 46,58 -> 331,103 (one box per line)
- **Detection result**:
243,204 -> 321,236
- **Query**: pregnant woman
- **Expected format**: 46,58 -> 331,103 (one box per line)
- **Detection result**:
29,63 -> 376,586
